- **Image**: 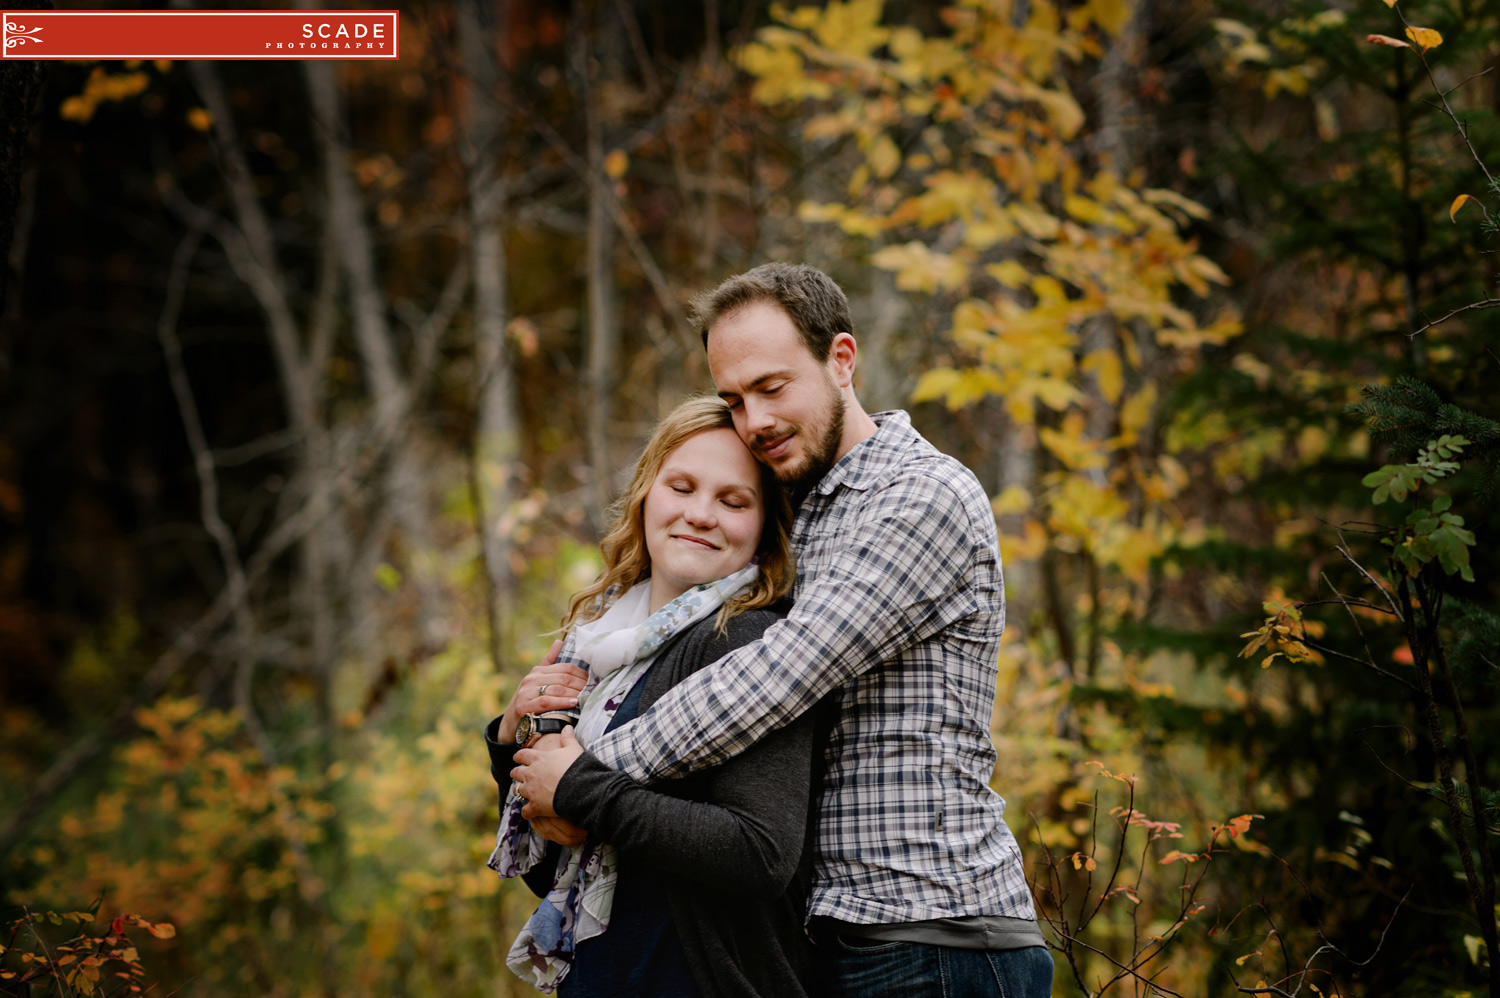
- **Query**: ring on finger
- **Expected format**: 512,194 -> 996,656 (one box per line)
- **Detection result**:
539,683 -> 550,696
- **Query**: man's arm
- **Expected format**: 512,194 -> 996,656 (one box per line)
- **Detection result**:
588,475 -> 985,783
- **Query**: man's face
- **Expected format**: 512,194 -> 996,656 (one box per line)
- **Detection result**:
706,300 -> 846,495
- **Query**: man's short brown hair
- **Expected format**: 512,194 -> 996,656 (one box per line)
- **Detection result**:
690,262 -> 853,361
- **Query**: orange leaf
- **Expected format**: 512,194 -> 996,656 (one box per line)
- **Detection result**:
1404,26 -> 1442,52
1450,194 -> 1476,222
1365,33 -> 1409,49
143,922 -> 176,940
110,918 -> 124,936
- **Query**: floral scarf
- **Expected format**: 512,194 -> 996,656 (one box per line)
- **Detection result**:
488,563 -> 759,993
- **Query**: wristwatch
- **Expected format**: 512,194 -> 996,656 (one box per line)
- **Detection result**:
515,712 -> 576,746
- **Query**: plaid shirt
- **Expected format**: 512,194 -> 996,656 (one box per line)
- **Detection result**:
585,410 -> 1034,925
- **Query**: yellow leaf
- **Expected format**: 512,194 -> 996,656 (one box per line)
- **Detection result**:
602,149 -> 629,179
1040,412 -> 1108,470
1109,526 -> 1165,582
998,518 -> 1049,560
60,96 -> 95,123
992,484 -> 1032,515
1120,383 -> 1157,440
1365,33 -> 1409,49
1450,194 -> 1476,222
797,201 -> 845,223
1142,187 -> 1211,221
868,133 -> 901,179
1313,846 -> 1361,870
1404,26 -> 1442,52
1063,194 -> 1109,226
810,0 -> 889,58
985,260 -> 1032,289
1088,0 -> 1131,36
1031,274 -> 1067,303
1009,202 -> 1062,239
1080,349 -> 1123,404
871,242 -> 966,293
911,367 -> 960,405
1236,950 -> 1261,967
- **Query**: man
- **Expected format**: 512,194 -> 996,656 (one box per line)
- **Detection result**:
514,263 -> 1052,997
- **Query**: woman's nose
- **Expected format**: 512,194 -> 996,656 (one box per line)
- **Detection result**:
683,497 -> 717,527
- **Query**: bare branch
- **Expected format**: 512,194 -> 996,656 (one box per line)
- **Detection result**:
1406,296 -> 1500,339
1335,545 -> 1402,619
1051,932 -> 1188,998
1305,641 -> 1420,693
528,111 -> 700,358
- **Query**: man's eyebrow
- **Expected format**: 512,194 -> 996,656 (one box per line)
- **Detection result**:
719,370 -> 795,398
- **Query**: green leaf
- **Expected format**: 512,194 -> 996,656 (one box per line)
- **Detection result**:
1432,495 -> 1452,512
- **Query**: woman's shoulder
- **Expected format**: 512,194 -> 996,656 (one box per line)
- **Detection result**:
718,598 -> 791,643
666,599 -> 789,668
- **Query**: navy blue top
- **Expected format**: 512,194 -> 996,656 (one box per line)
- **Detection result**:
558,663 -> 700,998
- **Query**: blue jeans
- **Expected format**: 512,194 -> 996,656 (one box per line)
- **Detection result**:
816,933 -> 1054,998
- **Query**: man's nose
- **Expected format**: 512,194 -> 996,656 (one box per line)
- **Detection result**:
742,398 -> 775,435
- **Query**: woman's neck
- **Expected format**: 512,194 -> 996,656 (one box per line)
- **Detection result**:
647,576 -> 684,615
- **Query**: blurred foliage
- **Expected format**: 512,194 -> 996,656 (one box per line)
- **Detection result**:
0,0 -> 1497,995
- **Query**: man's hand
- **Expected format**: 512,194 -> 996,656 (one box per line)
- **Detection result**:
496,639 -> 586,743
512,725 -> 585,820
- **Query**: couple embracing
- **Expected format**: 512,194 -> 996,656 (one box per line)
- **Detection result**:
485,263 -> 1053,998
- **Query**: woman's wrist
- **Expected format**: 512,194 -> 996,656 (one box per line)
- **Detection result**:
515,710 -> 580,747
496,704 -> 522,744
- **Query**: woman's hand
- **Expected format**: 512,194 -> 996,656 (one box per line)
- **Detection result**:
512,725 -> 585,819
496,640 -> 588,743
530,815 -> 588,848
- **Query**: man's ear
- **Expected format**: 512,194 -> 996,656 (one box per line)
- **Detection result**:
827,332 -> 858,388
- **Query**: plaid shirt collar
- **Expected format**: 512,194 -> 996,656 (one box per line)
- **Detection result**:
812,409 -> 913,497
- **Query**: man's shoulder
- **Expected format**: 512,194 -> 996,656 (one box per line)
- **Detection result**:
851,434 -> 990,521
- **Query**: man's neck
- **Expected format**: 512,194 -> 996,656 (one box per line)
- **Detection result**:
832,392 -> 879,465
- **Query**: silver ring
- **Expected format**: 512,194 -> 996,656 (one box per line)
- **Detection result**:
515,789 -> 528,804
539,684 -> 550,696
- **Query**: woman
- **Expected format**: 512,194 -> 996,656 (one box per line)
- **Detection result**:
483,396 -> 823,997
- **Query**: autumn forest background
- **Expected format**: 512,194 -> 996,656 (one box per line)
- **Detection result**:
0,0 -> 1497,995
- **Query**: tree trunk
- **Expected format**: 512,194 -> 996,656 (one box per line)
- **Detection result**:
303,59 -> 449,652
456,0 -> 522,664
573,0 -> 621,529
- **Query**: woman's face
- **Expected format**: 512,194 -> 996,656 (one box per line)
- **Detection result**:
643,427 -> 765,610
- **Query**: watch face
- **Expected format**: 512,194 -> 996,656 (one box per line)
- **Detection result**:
515,714 -> 533,745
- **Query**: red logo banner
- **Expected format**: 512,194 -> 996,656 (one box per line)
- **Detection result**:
0,10 -> 399,60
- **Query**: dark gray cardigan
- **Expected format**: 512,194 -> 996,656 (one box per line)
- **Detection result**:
488,604 -> 824,998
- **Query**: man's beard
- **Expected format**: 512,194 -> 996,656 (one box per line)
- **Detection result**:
774,379 -> 846,501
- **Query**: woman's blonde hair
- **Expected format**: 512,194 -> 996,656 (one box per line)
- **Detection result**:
562,396 -> 794,632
